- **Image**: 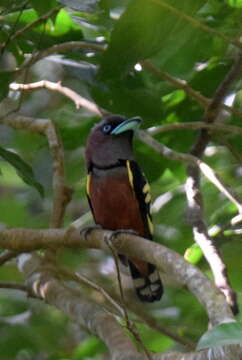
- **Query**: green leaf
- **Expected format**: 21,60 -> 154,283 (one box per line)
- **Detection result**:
0,146 -> 44,196
0,71 -> 14,101
197,322 -> 242,350
226,0 -> 242,8
2,9 -> 83,57
184,243 -> 203,264
100,0 -> 204,77
72,336 -> 106,359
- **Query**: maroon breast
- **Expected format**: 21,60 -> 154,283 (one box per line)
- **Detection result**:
89,170 -> 145,236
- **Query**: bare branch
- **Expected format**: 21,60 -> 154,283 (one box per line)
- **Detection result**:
16,41 -> 106,72
0,282 -> 28,292
138,131 -> 242,213
107,288 -> 195,350
105,236 -> 153,360
10,80 -> 104,116
185,53 -> 242,315
141,60 -> 242,120
12,40 -> 242,120
0,250 -> 17,265
0,227 -> 234,325
60,266 -> 125,318
18,253 -> 146,360
44,120 -> 71,228
0,99 -> 71,228
148,121 -> 242,136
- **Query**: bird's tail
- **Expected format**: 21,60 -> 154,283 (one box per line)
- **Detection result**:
128,260 -> 163,302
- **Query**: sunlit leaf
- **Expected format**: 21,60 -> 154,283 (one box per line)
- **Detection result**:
226,0 -> 242,8
197,322 -> 242,350
184,243 -> 203,264
0,146 -> 44,196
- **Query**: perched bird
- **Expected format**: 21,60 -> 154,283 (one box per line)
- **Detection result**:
85,114 -> 163,302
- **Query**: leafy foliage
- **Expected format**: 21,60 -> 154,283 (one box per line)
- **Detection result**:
197,322 -> 242,349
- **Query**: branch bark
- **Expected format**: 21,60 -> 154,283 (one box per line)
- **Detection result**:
0,227 -> 234,325
18,253 -> 146,360
185,52 -> 242,315
1,227 -> 241,359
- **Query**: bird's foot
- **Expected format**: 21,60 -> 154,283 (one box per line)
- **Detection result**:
109,229 -> 138,241
80,224 -> 102,240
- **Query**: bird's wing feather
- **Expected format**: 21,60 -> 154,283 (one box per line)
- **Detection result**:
126,160 -> 153,239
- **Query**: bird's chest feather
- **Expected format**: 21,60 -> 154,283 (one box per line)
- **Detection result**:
89,170 -> 145,234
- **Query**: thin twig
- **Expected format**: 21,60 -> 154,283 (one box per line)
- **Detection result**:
138,130 -> 242,213
10,80 -> 104,116
0,282 -> 28,292
0,5 -> 63,52
141,60 -> 242,120
151,0 -> 242,51
16,41 -> 106,72
105,236 -> 153,360
148,121 -> 242,136
106,287 -> 195,350
13,40 -> 242,120
0,250 -> 17,265
59,266 -> 125,318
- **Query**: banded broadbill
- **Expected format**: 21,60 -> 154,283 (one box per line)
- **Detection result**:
85,115 -> 163,302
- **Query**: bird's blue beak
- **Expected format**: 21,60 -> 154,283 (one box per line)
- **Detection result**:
111,117 -> 142,135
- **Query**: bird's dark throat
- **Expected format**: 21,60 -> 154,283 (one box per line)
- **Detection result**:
88,159 -> 126,171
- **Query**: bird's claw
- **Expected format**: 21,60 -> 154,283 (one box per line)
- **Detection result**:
108,229 -> 138,242
80,225 -> 102,240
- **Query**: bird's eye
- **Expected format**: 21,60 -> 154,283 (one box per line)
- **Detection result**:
102,124 -> 112,133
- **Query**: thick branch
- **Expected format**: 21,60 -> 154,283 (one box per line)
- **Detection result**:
18,253 -> 145,360
0,227 -> 234,326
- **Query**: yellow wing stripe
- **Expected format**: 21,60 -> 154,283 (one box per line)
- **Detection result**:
143,183 -> 150,194
147,215 -> 154,235
145,193 -> 151,203
86,174 -> 91,196
126,160 -> 134,189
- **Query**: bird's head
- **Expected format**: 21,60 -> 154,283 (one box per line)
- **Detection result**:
85,115 -> 141,169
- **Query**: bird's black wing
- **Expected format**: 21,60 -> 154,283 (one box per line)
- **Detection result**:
126,160 -> 153,240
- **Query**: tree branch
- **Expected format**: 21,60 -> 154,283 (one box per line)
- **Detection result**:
138,131 -> 242,214
148,121 -> 242,136
0,282 -> 28,292
141,60 -> 242,120
0,99 -> 71,228
18,253 -> 146,360
0,5 -> 63,52
0,250 -> 17,265
16,41 -> 106,72
185,53 -> 242,315
10,80 -> 105,116
0,227 -> 234,326
12,41 -> 242,120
